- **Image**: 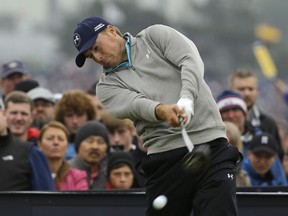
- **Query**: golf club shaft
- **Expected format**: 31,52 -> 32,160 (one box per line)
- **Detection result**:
178,116 -> 194,152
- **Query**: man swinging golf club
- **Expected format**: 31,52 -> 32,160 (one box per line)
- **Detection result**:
72,16 -> 241,216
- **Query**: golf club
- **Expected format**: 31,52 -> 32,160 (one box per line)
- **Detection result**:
178,116 -> 211,173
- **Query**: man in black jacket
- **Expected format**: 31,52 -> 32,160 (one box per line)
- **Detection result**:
0,98 -> 54,191
229,68 -> 283,160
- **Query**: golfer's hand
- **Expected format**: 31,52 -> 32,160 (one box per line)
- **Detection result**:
177,96 -> 194,127
155,104 -> 186,127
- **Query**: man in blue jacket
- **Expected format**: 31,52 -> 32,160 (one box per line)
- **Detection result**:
242,133 -> 287,186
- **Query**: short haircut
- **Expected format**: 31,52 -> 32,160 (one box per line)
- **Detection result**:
228,68 -> 257,88
54,90 -> 96,124
103,113 -> 134,133
4,91 -> 33,110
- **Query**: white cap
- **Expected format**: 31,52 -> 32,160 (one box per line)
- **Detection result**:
27,87 -> 55,104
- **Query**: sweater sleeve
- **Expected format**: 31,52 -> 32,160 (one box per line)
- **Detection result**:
29,146 -> 55,191
145,24 -> 204,101
97,78 -> 160,122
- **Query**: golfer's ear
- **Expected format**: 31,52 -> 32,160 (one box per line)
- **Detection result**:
107,25 -> 117,36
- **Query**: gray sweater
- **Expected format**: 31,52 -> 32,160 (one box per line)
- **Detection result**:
97,24 -> 226,154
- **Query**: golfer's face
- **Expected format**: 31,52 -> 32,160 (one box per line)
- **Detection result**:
84,28 -> 124,68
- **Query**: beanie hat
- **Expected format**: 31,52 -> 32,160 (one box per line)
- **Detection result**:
107,152 -> 135,176
74,121 -> 110,152
14,79 -> 39,93
216,89 -> 247,114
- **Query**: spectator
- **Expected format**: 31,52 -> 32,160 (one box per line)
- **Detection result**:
69,121 -> 109,189
217,89 -> 287,186
0,59 -> 29,99
242,133 -> 288,186
54,90 -> 96,160
4,91 -> 39,143
38,121 -> 88,191
106,151 -> 139,189
224,121 -> 251,187
216,89 -> 252,156
229,68 -> 283,160
103,114 -> 146,187
27,87 -> 55,129
104,115 -> 137,152
0,97 -> 54,191
86,81 -> 107,121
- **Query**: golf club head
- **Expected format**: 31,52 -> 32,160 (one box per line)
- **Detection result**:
182,144 -> 211,173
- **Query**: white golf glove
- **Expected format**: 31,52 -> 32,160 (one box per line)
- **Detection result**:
177,96 -> 194,127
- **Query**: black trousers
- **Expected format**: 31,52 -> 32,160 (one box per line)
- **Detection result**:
141,138 -> 240,216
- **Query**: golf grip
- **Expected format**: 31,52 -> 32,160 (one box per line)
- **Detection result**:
178,116 -> 194,152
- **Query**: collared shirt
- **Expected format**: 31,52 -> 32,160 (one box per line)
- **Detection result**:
104,35 -> 133,74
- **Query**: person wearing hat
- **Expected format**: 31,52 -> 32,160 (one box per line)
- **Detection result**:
217,89 -> 285,181
72,17 -> 241,216
217,89 -> 255,157
27,87 -> 55,129
242,133 -> 287,186
0,60 -> 30,99
69,120 -> 109,189
217,89 -> 248,134
106,151 -> 139,189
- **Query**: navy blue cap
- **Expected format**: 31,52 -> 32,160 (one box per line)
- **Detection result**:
73,17 -> 111,68
1,60 -> 28,78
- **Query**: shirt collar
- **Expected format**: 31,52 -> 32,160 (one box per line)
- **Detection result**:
104,35 -> 132,73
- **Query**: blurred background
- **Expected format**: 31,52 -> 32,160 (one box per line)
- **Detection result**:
1,0 -> 288,123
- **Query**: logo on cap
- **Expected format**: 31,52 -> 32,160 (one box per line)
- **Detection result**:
8,62 -> 18,69
261,136 -> 269,144
94,23 -> 105,32
73,33 -> 81,47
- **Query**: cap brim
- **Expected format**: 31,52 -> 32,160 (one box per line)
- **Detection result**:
250,146 -> 276,155
76,53 -> 86,68
33,97 -> 55,104
1,69 -> 27,78
75,35 -> 98,68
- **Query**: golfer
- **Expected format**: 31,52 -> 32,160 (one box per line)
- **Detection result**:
72,16 -> 240,216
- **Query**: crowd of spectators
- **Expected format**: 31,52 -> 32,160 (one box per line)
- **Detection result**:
1,59 -> 288,191
0,59 -> 146,191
